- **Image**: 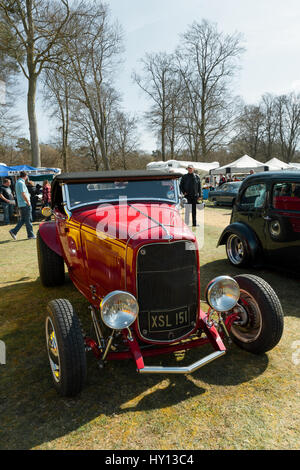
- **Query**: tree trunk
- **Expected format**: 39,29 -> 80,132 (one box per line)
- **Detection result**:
27,74 -> 41,167
62,143 -> 68,172
161,125 -> 165,161
89,105 -> 110,170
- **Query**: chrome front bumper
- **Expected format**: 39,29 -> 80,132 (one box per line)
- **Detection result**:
138,350 -> 226,374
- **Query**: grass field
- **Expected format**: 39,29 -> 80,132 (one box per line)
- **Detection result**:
0,205 -> 299,450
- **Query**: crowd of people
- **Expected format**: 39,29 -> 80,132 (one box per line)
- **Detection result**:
0,171 -> 52,240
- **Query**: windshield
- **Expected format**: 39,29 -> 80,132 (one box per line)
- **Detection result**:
66,179 -> 178,209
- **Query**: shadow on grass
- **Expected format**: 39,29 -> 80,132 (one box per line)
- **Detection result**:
0,276 -> 271,450
205,204 -> 232,215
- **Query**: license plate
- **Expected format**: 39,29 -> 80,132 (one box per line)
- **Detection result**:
148,307 -> 190,332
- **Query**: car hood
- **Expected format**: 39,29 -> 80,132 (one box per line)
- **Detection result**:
71,202 -> 196,245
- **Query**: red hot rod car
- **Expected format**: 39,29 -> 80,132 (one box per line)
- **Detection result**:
37,171 -> 284,397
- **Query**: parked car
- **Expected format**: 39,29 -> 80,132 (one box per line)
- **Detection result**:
218,171 -> 300,272
208,181 -> 242,206
37,170 -> 284,397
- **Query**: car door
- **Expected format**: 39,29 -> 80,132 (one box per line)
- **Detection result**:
56,212 -> 87,291
263,180 -> 300,271
217,184 -> 228,204
235,182 -> 268,245
221,184 -> 232,204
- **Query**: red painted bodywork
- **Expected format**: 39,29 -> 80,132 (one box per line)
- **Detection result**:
39,220 -> 63,257
41,199 -> 227,364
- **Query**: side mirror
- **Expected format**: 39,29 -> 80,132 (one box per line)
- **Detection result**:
42,206 -> 53,218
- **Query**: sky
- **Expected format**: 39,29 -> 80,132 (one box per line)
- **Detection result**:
11,0 -> 300,153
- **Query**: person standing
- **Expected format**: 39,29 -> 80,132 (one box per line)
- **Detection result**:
180,164 -> 202,226
42,180 -> 51,221
0,178 -> 15,225
26,180 -> 38,222
219,174 -> 226,186
9,171 -> 35,240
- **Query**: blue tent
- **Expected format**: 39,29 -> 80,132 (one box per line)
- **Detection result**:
0,164 -> 10,177
9,164 -> 37,171
0,164 -> 60,178
0,164 -> 38,176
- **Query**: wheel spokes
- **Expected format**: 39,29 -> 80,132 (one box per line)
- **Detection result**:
46,318 -> 61,383
231,291 -> 262,343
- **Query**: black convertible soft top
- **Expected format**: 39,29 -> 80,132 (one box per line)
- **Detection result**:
53,169 -> 182,183
51,169 -> 182,207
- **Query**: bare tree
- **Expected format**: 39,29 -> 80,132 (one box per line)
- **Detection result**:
179,96 -> 202,161
0,0 -> 70,167
70,104 -> 101,170
234,104 -> 265,159
133,52 -> 181,161
260,93 -> 279,160
276,92 -> 300,163
60,1 -> 124,170
43,67 -> 71,171
110,111 -> 139,169
176,20 -> 244,159
0,105 -> 21,153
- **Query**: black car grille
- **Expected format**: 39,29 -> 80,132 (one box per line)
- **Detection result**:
136,241 -> 198,342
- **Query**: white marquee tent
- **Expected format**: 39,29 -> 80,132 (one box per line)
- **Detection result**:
210,154 -> 268,176
289,162 -> 300,170
147,159 -> 220,175
265,158 -> 290,170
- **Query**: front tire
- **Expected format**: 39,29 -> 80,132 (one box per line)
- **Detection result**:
230,274 -> 284,354
37,230 -> 65,287
45,299 -> 87,397
226,233 -> 250,267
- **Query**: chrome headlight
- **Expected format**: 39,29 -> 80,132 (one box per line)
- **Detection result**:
100,291 -> 139,330
205,276 -> 240,312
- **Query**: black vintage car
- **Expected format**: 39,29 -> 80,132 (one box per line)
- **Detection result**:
218,171 -> 300,273
208,181 -> 242,206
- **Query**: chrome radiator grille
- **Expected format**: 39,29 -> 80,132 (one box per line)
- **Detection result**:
136,242 -> 198,342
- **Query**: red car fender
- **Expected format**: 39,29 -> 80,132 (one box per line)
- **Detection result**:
39,221 -> 63,257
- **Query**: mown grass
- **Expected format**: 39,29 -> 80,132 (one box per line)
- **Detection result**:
0,209 -> 299,450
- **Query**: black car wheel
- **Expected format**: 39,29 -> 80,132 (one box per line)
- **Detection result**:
45,299 -> 87,397
230,275 -> 284,354
226,233 -> 250,267
37,230 -> 65,287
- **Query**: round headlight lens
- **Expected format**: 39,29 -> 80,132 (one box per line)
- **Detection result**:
100,291 -> 139,330
205,276 -> 240,312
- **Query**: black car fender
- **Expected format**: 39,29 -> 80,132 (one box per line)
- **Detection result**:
217,222 -> 262,263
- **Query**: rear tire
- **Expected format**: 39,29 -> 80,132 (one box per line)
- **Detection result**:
230,274 -> 284,354
45,299 -> 87,397
37,230 -> 65,287
226,233 -> 250,267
